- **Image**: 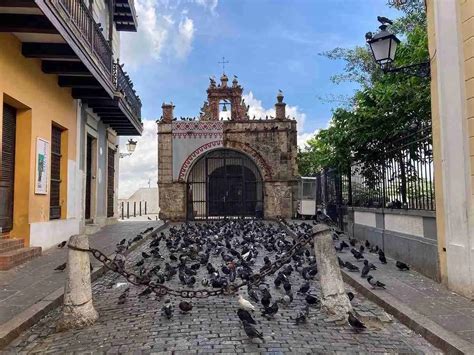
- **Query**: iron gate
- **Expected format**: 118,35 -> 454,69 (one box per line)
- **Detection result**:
186,149 -> 263,220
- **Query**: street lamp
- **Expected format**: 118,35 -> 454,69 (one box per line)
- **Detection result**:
120,139 -> 137,158
366,17 -> 430,78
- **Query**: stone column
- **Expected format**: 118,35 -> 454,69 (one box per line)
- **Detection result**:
275,91 -> 286,120
312,224 -> 352,321
161,103 -> 174,123
56,234 -> 98,331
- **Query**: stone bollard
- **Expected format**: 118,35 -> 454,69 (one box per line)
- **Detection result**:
56,234 -> 98,331
312,224 -> 353,322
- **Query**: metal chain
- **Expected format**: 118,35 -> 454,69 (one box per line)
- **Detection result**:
67,227 -> 313,299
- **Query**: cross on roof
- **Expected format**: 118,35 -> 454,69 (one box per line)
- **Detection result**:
218,56 -> 229,74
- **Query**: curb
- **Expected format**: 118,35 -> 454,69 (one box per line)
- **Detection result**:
341,271 -> 474,355
0,222 -> 169,349
278,220 -> 474,355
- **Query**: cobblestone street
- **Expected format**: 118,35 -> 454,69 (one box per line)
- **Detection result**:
6,222 -> 440,354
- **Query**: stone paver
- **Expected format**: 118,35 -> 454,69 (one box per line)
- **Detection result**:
6,221 -> 440,354
326,223 -> 474,348
0,221 -> 162,326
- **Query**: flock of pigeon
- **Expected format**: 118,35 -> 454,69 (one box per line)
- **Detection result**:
108,220 -> 374,341
55,218 -> 411,341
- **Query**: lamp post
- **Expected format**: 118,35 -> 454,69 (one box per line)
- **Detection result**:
366,17 -> 430,78
119,139 -> 137,158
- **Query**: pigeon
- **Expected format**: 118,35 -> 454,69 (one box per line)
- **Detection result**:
135,259 -> 145,267
305,294 -> 320,306
361,260 -> 371,278
57,241 -> 67,248
367,276 -> 386,289
237,309 -> 256,324
379,250 -> 387,264
298,282 -> 310,294
344,261 -> 360,272
117,287 -> 129,304
347,311 -> 366,331
347,292 -> 355,302
295,305 -> 310,325
162,301 -> 173,319
396,261 -> 410,271
247,287 -> 259,303
262,301 -> 279,317
377,16 -> 393,25
138,287 -> 152,297
54,262 -> 67,271
179,301 -> 193,313
238,295 -> 255,311
242,320 -> 264,341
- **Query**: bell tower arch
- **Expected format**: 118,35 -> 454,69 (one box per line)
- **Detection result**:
200,74 -> 250,121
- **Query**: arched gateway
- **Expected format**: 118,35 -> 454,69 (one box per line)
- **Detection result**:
187,149 -> 263,219
157,74 -> 298,221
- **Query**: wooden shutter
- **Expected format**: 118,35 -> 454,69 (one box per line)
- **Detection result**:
50,125 -> 62,220
0,104 -> 16,232
107,147 -> 115,217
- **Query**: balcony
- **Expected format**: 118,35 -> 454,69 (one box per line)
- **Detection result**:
114,0 -> 138,32
0,0 -> 142,135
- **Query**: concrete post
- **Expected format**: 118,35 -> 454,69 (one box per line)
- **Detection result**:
312,224 -> 352,321
56,234 -> 98,331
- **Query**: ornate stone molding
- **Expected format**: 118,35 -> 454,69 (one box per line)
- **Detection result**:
178,140 -> 224,181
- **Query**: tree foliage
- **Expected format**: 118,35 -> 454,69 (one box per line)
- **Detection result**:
300,0 -> 430,176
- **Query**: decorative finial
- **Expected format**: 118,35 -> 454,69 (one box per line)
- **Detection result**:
277,89 -> 284,103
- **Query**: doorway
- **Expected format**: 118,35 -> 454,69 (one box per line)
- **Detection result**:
85,135 -> 97,222
186,149 -> 263,220
0,104 -> 17,232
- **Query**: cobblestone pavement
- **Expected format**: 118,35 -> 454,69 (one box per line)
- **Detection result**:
6,221 -> 440,354
0,221 -> 162,325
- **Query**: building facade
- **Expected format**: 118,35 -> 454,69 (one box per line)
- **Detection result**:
157,75 -> 298,221
427,0 -> 474,298
0,0 -> 142,269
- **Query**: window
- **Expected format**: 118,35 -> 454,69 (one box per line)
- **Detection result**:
50,125 -> 62,220
302,180 -> 316,199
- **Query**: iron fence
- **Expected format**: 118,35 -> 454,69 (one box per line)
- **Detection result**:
308,126 -> 434,229
348,126 -> 434,210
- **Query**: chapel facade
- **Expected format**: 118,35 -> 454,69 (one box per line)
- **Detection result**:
157,74 -> 298,221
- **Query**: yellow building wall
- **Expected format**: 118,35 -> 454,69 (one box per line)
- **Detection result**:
0,34 -> 77,245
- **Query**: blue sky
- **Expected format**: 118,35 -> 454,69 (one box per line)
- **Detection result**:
118,0 -> 402,198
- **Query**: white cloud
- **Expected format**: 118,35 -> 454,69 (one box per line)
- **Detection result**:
120,0 -> 199,68
194,0 -> 218,13
174,16 -> 194,59
243,91 -> 313,148
297,130 -> 319,149
118,120 -> 157,199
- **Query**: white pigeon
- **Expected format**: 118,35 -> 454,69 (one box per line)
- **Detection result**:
238,294 -> 255,311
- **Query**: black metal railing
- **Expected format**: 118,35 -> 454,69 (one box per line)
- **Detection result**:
348,126 -> 435,210
54,0 -> 113,75
309,126 -> 435,231
114,61 -> 142,121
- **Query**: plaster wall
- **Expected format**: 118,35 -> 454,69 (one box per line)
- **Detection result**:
0,34 -> 78,246
354,211 -> 376,228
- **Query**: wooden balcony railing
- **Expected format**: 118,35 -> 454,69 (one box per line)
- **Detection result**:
114,61 -> 142,121
54,0 -> 113,76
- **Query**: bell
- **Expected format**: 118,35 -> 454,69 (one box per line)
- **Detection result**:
222,103 -> 227,112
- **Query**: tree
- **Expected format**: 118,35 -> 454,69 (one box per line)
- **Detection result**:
299,0 -> 430,176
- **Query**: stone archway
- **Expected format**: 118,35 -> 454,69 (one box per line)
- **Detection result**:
186,148 -> 264,220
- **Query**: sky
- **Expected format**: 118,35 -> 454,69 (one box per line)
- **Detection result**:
118,0 -> 402,198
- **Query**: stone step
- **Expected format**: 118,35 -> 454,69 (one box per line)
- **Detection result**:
0,239 -> 24,253
0,247 -> 42,270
